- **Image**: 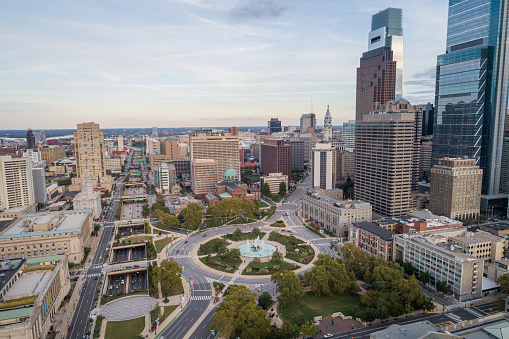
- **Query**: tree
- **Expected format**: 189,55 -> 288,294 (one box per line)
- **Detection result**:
303,266 -> 330,297
279,182 -> 286,196
271,249 -> 284,263
180,203 -> 203,230
222,248 -> 241,263
252,226 -> 262,239
211,285 -> 270,339
153,261 -> 181,296
436,280 -> 451,294
418,271 -> 431,285
361,290 -> 378,308
300,321 -> 319,338
37,202 -> 45,210
271,270 -> 305,306
262,183 -> 272,198
258,291 -> 273,310
162,214 -> 179,228
362,307 -> 377,323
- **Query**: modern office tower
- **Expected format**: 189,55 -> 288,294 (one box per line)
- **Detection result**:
0,156 -> 34,210
145,138 -> 160,155
355,99 -> 422,217
154,162 -> 176,193
73,171 -> 101,219
421,103 -> 434,136
433,0 -> 509,196
40,145 -> 65,164
430,158 -> 483,220
356,7 -> 403,121
337,150 -> 355,180
323,105 -> 333,141
152,126 -> 158,137
26,129 -> 36,150
32,162 -> 47,205
420,136 -> 433,182
501,138 -> 509,193
285,140 -> 305,171
299,133 -> 312,162
228,126 -> 239,136
118,135 -> 124,152
260,139 -> 292,180
312,143 -> 337,190
190,130 -> 240,182
342,120 -> 356,149
160,140 -> 182,160
74,122 -> 111,188
191,159 -> 218,195
300,113 -> 316,132
268,118 -> 282,134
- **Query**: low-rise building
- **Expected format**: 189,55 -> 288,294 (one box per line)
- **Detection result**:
105,157 -> 122,172
348,222 -> 394,261
300,191 -> 372,237
484,258 -> 509,281
447,231 -> 504,263
261,173 -> 288,195
394,234 -> 484,301
0,210 -> 93,263
381,210 -> 463,234
0,254 -> 70,339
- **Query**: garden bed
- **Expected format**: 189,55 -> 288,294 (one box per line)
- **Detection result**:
270,220 -> 285,227
243,260 -> 298,275
285,245 -> 315,264
200,255 -> 241,273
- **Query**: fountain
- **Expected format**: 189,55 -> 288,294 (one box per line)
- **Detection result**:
237,236 -> 276,262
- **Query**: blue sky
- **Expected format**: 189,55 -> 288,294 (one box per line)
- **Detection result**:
0,0 -> 448,129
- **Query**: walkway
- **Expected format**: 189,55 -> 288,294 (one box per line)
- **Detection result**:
100,296 -> 158,321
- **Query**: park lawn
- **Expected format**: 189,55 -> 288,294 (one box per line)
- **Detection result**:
200,255 -> 241,273
161,305 -> 178,321
125,235 -> 152,243
244,260 -> 298,275
154,237 -> 173,252
285,245 -> 315,264
279,292 -> 365,325
105,316 -> 145,339
258,201 -> 269,208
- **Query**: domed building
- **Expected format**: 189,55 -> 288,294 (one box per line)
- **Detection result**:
204,163 -> 255,206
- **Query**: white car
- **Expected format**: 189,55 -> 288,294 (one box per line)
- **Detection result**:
324,334 -> 333,338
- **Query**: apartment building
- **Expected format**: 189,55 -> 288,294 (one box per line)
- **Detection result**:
355,99 -> 422,216
160,139 -> 182,160
154,162 -> 176,192
40,145 -> 65,165
394,234 -> 483,301
0,210 -> 93,263
430,158 -> 482,220
145,138 -> 160,155
191,159 -> 218,195
312,143 -> 337,190
337,150 -> 355,181
348,221 -> 394,261
0,254 -> 70,339
105,157 -> 122,172
0,156 -> 34,210
301,191 -> 372,237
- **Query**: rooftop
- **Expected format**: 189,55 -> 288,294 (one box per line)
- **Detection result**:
450,231 -> 504,245
371,321 -> 444,339
352,221 -> 395,241
304,191 -> 370,209
4,272 -> 51,299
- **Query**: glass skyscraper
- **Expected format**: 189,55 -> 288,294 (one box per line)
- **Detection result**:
433,0 -> 509,195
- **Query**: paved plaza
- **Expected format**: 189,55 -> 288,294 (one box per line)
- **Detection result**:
100,296 -> 157,321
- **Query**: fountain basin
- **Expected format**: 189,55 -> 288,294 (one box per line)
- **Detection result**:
236,238 -> 277,262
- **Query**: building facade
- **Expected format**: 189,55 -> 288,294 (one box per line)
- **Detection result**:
285,140 -> 305,172
312,143 -> 337,190
348,221 -> 394,261
342,120 -> 356,148
301,191 -> 372,237
40,145 -> 65,165
268,118 -> 282,134
154,162 -> 176,193
300,113 -> 316,133
73,171 -> 101,219
0,156 -> 34,210
191,159 -> 218,195
32,162 -> 47,205
323,105 -> 333,141
261,173 -> 288,195
260,139 -> 291,181
430,158 -> 482,220
355,99 -> 422,216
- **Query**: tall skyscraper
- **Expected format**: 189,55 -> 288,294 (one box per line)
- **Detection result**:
190,130 -> 240,183
0,156 -> 34,210
268,118 -> 282,134
74,122 -> 111,188
152,127 -> 158,138
312,143 -> 337,190
300,113 -> 316,132
432,0 -> 509,196
421,103 -> 434,136
356,8 -> 403,121
117,135 -> 124,152
342,120 -> 356,149
26,129 -> 36,150
261,139 -> 292,181
323,105 -> 333,141
355,99 -> 422,216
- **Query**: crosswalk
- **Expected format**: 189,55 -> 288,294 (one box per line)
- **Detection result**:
87,273 -> 101,277
465,308 -> 484,317
190,296 -> 211,301
171,255 -> 191,259
445,313 -> 462,322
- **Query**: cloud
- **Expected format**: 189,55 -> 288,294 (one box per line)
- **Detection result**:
228,0 -> 289,22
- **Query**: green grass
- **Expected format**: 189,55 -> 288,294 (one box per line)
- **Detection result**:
124,235 -> 152,243
201,217 -> 234,228
285,245 -> 315,264
270,221 -> 285,227
231,218 -> 258,224
161,305 -> 178,322
105,316 -> 145,339
200,255 -> 241,273
213,282 -> 225,295
258,201 -> 269,208
198,238 -> 229,255
154,237 -> 173,252
243,260 -> 298,275
279,292 -> 365,325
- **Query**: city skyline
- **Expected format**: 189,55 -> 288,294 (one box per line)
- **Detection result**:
0,0 -> 447,129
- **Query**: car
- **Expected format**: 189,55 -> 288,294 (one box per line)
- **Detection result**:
68,325 -> 73,332
202,234 -> 207,237
324,334 -> 333,338
184,240 -> 188,244
94,276 -> 98,280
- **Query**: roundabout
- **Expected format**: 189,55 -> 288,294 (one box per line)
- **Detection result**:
237,237 -> 277,262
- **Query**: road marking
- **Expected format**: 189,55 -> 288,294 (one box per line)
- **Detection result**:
434,321 -> 453,327
190,296 -> 212,301
446,313 -> 462,322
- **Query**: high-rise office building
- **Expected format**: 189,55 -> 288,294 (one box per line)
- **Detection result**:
0,156 -> 34,210
261,139 -> 291,181
73,122 -> 111,189
26,129 -> 36,150
420,136 -> 433,182
323,105 -> 333,141
342,120 -> 356,149
190,130 -> 240,183
191,159 -> 218,195
300,113 -> 316,132
312,143 -> 337,190
285,140 -> 305,171
433,0 -> 509,196
32,162 -> 47,205
268,118 -> 282,134
421,103 -> 434,136
146,138 -> 160,155
430,158 -> 482,220
118,135 -> 124,152
501,137 -> 509,193
356,7 -> 403,121
355,99 -> 422,216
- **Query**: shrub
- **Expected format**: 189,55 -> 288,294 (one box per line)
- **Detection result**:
245,267 -> 252,273
259,268 -> 269,274
273,265 -> 280,270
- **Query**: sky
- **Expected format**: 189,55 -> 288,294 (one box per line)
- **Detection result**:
0,0 -> 448,129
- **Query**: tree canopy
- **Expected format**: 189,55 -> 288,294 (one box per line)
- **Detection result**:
271,270 -> 305,306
